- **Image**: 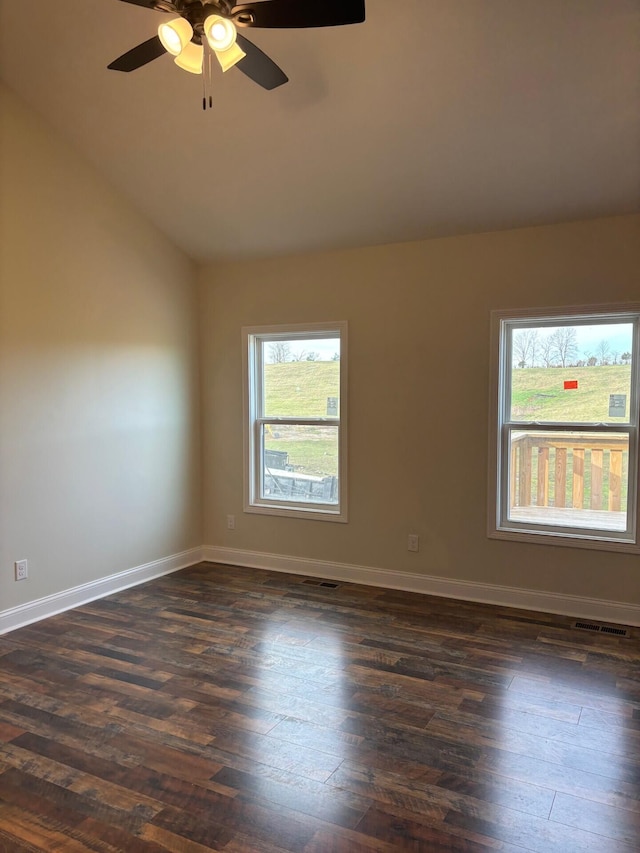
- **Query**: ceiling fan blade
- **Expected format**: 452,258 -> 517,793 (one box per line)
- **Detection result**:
235,33 -> 288,89
108,36 -> 166,72
115,0 -> 170,9
233,0 -> 365,29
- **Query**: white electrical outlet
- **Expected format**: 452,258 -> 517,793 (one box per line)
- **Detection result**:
227,514 -> 236,530
15,559 -> 28,581
407,534 -> 419,552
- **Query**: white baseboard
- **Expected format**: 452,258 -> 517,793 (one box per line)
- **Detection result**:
202,545 -> 640,627
3,544 -> 638,634
0,547 -> 204,635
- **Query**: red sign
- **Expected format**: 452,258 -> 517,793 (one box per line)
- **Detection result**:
564,380 -> 578,390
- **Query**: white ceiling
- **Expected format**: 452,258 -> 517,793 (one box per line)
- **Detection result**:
1,0 -> 638,261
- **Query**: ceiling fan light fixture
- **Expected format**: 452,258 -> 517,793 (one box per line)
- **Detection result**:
174,41 -> 204,74
158,17 -> 193,56
204,14 -> 237,52
110,0 -> 366,90
213,41 -> 247,72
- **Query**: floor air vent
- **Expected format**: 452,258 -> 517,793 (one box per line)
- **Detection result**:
302,579 -> 340,589
573,620 -> 629,638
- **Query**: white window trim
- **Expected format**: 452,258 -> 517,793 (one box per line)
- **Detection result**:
243,321 -> 348,522
488,303 -> 640,554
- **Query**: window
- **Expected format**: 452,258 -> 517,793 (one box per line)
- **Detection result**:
489,305 -> 640,551
243,322 -> 347,521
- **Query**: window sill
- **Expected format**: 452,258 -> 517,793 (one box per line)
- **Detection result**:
245,503 -> 348,523
489,526 -> 640,554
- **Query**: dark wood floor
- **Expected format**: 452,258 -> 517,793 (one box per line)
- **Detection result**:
0,563 -> 639,852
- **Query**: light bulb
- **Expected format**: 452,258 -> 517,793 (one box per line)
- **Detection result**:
211,22 -> 227,43
204,14 -> 236,52
158,17 -> 193,56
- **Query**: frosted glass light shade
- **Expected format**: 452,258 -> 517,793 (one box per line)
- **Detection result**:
158,17 -> 193,56
214,41 -> 246,72
204,14 -> 237,51
174,42 -> 204,74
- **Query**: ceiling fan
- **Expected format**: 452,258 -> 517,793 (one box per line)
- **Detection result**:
108,0 -> 366,94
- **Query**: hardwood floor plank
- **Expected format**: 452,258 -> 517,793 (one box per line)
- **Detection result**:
73,817 -> 169,852
205,724 -> 344,783
355,805 -> 502,851
460,692 -> 583,725
579,705 -> 640,733
150,798 -> 317,852
434,767 -> 555,819
0,561 -> 638,851
0,831 -> 43,853
139,822 -> 232,852
444,802 -> 638,853
241,686 -> 353,728
508,674 -> 640,714
301,828 -> 406,852
330,759 -> 555,821
0,719 -> 25,741
1,703 -> 143,769
146,806 -> 233,850
428,705 -> 640,760
212,765 -> 369,828
550,791 -> 640,844
0,766 -> 154,833
182,692 -> 285,735
6,732 -> 230,815
478,748 -> 640,812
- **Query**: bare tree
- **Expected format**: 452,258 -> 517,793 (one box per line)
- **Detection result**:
596,339 -> 611,366
548,327 -> 578,368
611,351 -> 619,365
268,342 -> 291,364
621,351 -> 632,365
513,329 -> 539,368
290,349 -> 308,362
539,334 -> 556,368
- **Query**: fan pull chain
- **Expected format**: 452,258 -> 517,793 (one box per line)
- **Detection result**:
202,53 -> 207,110
202,44 -> 214,110
209,50 -> 213,109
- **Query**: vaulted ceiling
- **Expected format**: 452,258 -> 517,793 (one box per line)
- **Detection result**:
1,0 -> 638,261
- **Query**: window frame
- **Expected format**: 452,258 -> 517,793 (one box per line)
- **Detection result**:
243,321 -> 348,522
488,304 -> 640,553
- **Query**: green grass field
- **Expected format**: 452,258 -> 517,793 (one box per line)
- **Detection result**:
511,364 -> 631,422
264,361 -> 340,477
511,365 -> 631,510
263,362 -> 632,480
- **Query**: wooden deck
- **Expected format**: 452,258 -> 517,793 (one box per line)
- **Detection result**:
509,505 -> 627,531
0,563 -> 639,851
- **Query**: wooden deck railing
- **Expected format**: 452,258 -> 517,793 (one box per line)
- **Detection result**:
510,433 -> 628,511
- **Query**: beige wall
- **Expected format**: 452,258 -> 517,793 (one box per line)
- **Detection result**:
200,214 -> 640,606
2,80 -> 638,617
0,84 -> 201,611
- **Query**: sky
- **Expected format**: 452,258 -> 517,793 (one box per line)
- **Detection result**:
271,338 -> 340,362
276,326 -> 633,364
550,323 -> 633,358
514,322 -> 633,361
